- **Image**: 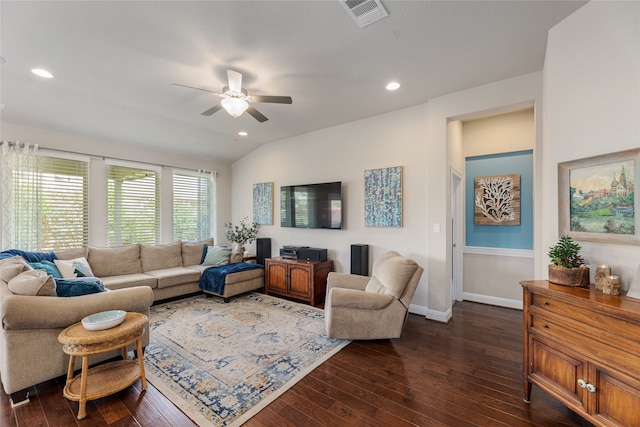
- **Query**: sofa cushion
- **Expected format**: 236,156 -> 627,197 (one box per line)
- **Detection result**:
141,241 -> 183,272
55,247 -> 88,260
8,269 -> 57,296
181,238 -> 214,266
55,277 -> 106,297
202,246 -> 231,266
88,245 -> 142,277
223,266 -> 264,285
99,273 -> 157,290
144,267 -> 201,289
0,256 -> 33,282
30,260 -> 63,279
365,251 -> 420,299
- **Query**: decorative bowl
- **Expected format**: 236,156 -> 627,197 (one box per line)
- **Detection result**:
81,310 -> 126,331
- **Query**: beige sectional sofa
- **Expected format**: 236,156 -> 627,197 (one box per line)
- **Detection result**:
0,239 -> 265,406
57,239 -> 265,302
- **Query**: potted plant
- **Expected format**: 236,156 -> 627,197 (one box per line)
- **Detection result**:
223,217 -> 259,254
548,235 -> 590,287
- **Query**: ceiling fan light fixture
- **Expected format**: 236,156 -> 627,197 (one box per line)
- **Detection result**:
31,68 -> 54,79
221,98 -> 248,118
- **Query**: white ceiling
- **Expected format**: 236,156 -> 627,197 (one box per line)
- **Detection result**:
0,1 -> 585,162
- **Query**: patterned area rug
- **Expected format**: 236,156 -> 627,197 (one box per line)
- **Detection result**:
144,293 -> 350,426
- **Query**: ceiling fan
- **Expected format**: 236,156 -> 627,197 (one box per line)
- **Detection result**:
172,70 -> 292,122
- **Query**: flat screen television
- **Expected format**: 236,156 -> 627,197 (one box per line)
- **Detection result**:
280,181 -> 342,229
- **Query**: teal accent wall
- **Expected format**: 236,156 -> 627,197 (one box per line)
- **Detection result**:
465,150 -> 533,249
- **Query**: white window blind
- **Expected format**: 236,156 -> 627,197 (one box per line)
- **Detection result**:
39,157 -> 89,250
107,164 -> 159,246
173,171 -> 214,241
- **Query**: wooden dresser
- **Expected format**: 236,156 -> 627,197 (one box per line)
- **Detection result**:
265,258 -> 333,307
520,280 -> 640,427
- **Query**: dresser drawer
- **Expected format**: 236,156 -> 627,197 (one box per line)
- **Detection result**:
530,293 -> 640,347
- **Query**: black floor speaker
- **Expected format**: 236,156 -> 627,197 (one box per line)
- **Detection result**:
256,238 -> 271,265
351,244 -> 369,276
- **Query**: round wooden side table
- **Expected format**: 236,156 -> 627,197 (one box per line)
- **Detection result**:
58,312 -> 148,419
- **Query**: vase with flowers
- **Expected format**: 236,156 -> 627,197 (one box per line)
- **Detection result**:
224,217 -> 259,255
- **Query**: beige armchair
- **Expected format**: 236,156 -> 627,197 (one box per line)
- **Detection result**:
324,251 -> 423,340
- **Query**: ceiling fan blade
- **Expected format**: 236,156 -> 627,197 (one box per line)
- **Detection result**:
249,95 -> 293,104
246,105 -> 268,122
201,104 -> 223,116
227,70 -> 242,93
171,83 -> 220,95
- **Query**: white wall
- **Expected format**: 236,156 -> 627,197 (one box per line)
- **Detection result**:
1,122 -> 233,245
233,72 -> 543,320
232,104 -> 431,314
463,108 -> 534,157
542,1 -> 640,290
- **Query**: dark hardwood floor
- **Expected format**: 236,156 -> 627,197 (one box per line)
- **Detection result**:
1,300 -> 594,426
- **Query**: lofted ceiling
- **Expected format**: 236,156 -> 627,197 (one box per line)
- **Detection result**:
0,1 -> 585,162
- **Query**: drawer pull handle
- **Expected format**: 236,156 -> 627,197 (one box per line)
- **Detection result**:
577,379 -> 587,388
543,301 -> 549,305
586,384 -> 597,393
543,324 -> 549,329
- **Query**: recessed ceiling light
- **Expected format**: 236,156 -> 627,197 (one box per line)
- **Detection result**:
238,131 -> 248,136
31,68 -> 54,79
385,81 -> 400,91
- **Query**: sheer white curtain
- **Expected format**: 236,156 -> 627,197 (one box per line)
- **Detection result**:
0,141 -> 41,250
199,169 -> 216,241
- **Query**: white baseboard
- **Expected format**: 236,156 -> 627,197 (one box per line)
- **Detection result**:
462,292 -> 523,310
409,303 -> 451,323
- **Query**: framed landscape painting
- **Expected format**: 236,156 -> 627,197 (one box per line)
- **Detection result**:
558,148 -> 639,245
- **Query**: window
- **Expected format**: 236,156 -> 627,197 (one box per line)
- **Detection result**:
39,157 -> 89,250
173,171 -> 214,241
107,164 -> 159,246
1,148 -> 89,251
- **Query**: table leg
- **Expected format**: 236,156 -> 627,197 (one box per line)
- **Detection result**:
77,356 -> 89,419
136,339 -> 147,391
66,355 -> 76,386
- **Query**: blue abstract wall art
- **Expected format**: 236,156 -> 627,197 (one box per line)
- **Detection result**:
253,182 -> 273,225
365,166 -> 403,227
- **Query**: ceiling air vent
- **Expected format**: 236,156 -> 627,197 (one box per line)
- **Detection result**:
340,0 -> 388,28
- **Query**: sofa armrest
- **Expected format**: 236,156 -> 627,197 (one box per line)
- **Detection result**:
326,272 -> 369,293
328,287 -> 395,310
2,286 -> 154,330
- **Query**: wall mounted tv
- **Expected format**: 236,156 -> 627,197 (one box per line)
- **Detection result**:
280,181 -> 342,229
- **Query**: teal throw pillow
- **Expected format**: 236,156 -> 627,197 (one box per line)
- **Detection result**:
29,260 -> 63,279
202,246 -> 231,266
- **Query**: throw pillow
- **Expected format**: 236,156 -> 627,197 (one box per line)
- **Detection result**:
54,257 -> 94,278
72,257 -> 94,277
54,259 -> 78,278
8,269 -> 57,296
55,277 -> 106,297
29,260 -> 63,279
181,238 -> 214,266
202,246 -> 231,266
0,255 -> 33,282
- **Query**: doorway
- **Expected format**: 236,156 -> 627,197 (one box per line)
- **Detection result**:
450,168 -> 463,304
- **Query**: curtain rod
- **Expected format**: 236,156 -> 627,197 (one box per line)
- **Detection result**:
1,140 -> 218,176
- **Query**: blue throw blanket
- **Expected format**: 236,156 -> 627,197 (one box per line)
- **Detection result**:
199,263 -> 263,295
0,249 -> 57,262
